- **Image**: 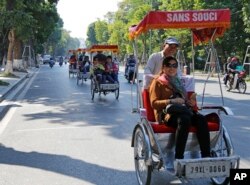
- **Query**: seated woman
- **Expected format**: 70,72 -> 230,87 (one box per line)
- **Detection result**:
83,56 -> 91,72
103,55 -> 115,83
148,56 -> 210,160
105,55 -> 118,83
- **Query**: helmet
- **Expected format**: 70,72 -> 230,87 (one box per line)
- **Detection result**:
231,57 -> 238,62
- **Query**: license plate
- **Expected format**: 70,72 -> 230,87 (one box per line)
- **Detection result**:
185,160 -> 231,178
101,84 -> 118,90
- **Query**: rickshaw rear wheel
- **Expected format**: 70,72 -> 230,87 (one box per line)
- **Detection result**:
91,80 -> 95,100
115,88 -> 119,99
238,80 -> 246,94
210,132 -> 231,185
134,127 -> 152,185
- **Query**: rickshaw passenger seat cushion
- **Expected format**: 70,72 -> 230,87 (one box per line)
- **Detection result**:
142,89 -> 220,133
142,89 -> 156,122
151,120 -> 219,133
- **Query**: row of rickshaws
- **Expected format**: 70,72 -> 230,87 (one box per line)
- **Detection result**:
70,8 -> 240,185
68,45 -> 120,100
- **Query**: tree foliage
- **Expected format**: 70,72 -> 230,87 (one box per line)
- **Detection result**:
0,0 -> 78,70
85,0 -> 250,67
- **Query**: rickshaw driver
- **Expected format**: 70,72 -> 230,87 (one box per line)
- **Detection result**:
143,37 -> 180,89
149,56 -> 211,168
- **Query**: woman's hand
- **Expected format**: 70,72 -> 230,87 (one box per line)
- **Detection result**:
171,97 -> 185,104
186,100 -> 195,107
186,93 -> 197,107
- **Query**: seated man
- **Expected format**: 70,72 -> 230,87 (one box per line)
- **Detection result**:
69,53 -> 77,69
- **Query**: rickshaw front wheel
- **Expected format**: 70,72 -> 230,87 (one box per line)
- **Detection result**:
115,88 -> 119,99
91,80 -> 95,100
134,127 -> 152,185
210,132 -> 232,185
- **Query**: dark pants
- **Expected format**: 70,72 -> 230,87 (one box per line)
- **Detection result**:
111,73 -> 118,82
167,113 -> 210,159
103,73 -> 115,83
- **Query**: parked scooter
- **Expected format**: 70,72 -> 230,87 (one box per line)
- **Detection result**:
225,66 -> 247,93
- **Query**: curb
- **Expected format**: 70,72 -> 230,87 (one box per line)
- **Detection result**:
0,73 -> 28,102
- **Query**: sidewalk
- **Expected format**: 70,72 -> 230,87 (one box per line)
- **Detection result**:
0,67 -> 38,102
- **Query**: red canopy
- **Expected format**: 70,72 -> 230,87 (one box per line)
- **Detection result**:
129,9 -> 230,44
68,49 -> 76,53
89,45 -> 119,53
77,48 -> 90,52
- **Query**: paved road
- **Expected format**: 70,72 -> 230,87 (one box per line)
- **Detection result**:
0,63 -> 249,185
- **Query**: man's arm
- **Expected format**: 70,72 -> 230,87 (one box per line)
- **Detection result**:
144,54 -> 155,75
143,53 -> 157,89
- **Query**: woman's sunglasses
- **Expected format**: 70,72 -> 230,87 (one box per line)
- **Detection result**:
165,63 -> 178,68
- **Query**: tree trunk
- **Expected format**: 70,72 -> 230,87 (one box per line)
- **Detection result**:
13,38 -> 24,70
5,29 -> 15,74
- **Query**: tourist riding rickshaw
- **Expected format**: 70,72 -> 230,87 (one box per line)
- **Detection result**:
129,9 -> 240,185
76,48 -> 91,85
89,44 -> 120,100
68,49 -> 78,78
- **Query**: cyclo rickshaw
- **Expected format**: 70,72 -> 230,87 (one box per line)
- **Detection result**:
89,44 -> 120,100
68,49 -> 78,78
76,48 -> 91,85
129,9 -> 240,185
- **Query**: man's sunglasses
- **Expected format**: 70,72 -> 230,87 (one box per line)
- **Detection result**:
168,44 -> 178,48
165,63 -> 178,68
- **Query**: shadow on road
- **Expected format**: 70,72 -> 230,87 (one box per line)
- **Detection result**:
0,144 -> 135,184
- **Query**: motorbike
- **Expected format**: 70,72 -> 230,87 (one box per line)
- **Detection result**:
49,60 -> 54,68
225,69 -> 247,93
59,61 -> 63,67
125,63 -> 136,83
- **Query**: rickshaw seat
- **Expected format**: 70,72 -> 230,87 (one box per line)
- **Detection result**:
142,89 -> 220,133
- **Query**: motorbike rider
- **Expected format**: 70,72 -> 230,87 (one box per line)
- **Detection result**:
59,56 -> 63,66
223,57 -> 232,85
226,56 -> 241,88
125,54 -> 136,78
49,57 -> 54,67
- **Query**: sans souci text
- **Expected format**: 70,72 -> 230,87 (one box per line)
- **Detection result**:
167,12 -> 218,22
